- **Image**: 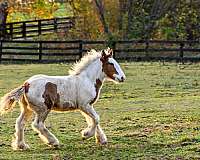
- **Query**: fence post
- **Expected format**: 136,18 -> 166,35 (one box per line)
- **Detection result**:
71,17 -> 75,28
38,20 -> 41,35
0,40 -> 2,63
79,40 -> 83,59
9,23 -> 13,39
145,40 -> 149,58
39,41 -> 42,61
179,42 -> 184,64
22,22 -> 26,38
54,18 -> 58,32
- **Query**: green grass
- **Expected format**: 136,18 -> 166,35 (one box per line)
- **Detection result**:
1,62 -> 200,159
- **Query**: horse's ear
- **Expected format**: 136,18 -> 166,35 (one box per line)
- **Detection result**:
100,50 -> 108,62
101,48 -> 113,62
101,50 -> 108,62
107,48 -> 113,57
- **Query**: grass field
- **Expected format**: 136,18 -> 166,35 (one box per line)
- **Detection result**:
1,62 -> 200,159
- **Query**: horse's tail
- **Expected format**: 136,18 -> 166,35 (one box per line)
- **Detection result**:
0,84 -> 28,115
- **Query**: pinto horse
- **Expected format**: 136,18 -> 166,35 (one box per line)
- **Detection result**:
0,48 -> 126,150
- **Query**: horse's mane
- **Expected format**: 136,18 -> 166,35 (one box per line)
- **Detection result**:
69,49 -> 101,75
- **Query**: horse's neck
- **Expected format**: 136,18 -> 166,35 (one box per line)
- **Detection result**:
81,59 -> 105,83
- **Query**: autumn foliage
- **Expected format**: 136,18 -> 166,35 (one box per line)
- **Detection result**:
1,0 -> 200,40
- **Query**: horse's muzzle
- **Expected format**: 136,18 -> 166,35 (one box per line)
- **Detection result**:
120,76 -> 125,82
117,76 -> 125,82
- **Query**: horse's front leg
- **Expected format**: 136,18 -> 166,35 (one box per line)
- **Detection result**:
80,105 -> 99,140
81,110 -> 107,144
95,125 -> 107,145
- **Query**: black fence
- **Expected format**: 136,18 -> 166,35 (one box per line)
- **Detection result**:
1,40 -> 200,63
1,17 -> 75,39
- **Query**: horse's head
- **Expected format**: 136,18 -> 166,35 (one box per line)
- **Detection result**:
100,48 -> 126,83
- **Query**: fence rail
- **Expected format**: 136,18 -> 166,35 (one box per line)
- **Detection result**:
1,40 -> 200,63
1,17 -> 75,39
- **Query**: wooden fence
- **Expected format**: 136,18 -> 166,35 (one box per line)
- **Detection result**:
1,40 -> 200,63
1,17 -> 75,39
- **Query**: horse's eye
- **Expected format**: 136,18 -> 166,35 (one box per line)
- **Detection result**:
108,62 -> 114,66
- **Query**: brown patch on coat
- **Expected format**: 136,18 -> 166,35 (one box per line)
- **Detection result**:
102,62 -> 118,79
52,101 -> 77,111
42,82 -> 60,109
100,49 -> 118,80
23,82 -> 30,93
90,79 -> 102,105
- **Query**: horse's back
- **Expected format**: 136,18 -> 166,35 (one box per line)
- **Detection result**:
27,74 -> 69,82
25,74 -> 76,108
26,74 -> 71,96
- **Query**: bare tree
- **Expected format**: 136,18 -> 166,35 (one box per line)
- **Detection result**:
126,0 -> 135,39
118,1 -> 123,31
118,0 -> 134,39
143,0 -> 179,39
93,0 -> 111,37
0,1 -> 8,39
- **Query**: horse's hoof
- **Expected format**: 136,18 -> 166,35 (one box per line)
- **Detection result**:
12,142 -> 30,151
81,129 -> 94,140
99,141 -> 107,145
50,144 -> 60,149
96,139 -> 107,145
82,136 -> 86,140
95,135 -> 107,145
48,141 -> 60,149
82,131 -> 89,137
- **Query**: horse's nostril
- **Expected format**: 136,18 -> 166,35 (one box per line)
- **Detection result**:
121,76 -> 125,82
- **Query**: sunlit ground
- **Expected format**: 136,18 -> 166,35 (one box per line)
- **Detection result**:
1,62 -> 200,159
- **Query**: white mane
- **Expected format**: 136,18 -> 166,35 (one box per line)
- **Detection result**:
69,49 -> 102,75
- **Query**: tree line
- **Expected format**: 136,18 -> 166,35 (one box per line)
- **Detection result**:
0,0 -> 200,41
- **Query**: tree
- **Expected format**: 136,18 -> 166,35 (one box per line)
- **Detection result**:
3,0 -> 200,40
139,0 -> 179,39
0,1 -> 9,39
93,0 -> 111,37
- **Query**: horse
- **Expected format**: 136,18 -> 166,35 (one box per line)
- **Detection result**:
0,48 -> 126,150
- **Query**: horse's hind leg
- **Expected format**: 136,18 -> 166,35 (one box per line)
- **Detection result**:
31,108 -> 59,147
12,96 -> 33,150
